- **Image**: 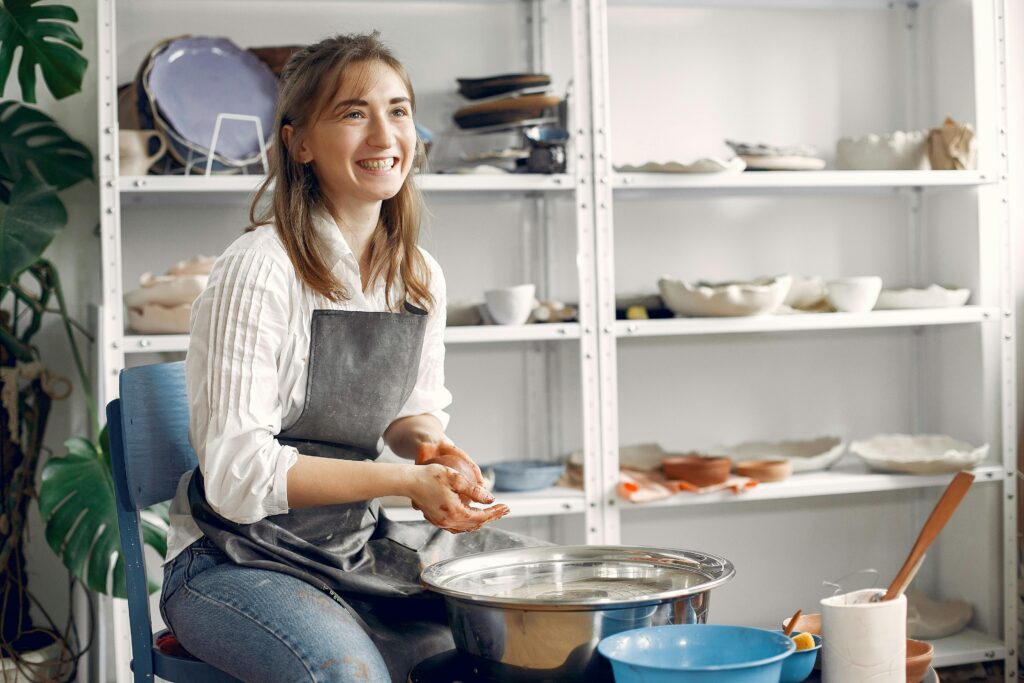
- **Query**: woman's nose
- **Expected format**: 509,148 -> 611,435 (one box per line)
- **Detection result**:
367,117 -> 395,148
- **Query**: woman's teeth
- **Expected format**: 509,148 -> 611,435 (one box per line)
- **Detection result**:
358,158 -> 395,170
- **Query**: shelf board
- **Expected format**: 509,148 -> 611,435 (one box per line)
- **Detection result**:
383,486 -> 585,522
122,324 -> 579,354
621,464 -> 1004,510
615,307 -> 999,338
609,0 -> 943,8
612,170 -> 994,193
117,173 -> 574,197
931,628 -> 1006,668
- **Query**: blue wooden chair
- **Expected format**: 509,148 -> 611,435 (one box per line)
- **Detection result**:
107,360 -> 239,682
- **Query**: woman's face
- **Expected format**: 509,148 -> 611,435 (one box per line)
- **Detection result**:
294,61 -> 416,206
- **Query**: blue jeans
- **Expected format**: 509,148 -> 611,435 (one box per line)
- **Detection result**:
160,537 -> 391,682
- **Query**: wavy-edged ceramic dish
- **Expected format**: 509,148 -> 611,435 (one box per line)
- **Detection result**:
717,436 -> 846,473
658,275 -> 792,317
144,36 -> 278,169
614,157 -> 746,174
850,434 -> 989,474
875,285 -> 971,309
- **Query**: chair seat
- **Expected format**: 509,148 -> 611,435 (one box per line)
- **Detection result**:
149,630 -> 240,682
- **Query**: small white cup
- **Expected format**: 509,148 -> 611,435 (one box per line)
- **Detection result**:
826,276 -> 883,313
484,284 -> 536,325
821,588 -> 906,682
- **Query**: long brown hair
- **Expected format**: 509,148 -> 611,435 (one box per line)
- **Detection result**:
248,32 -> 433,311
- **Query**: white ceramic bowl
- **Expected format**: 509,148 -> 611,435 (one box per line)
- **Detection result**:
850,434 -> 989,474
826,277 -> 883,313
874,285 -> 971,310
484,284 -> 536,325
658,275 -> 792,317
715,436 -> 847,473
836,130 -> 929,170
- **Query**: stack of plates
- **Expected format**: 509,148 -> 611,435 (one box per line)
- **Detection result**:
453,73 -> 560,130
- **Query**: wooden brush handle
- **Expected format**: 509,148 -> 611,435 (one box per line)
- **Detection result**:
882,470 -> 975,601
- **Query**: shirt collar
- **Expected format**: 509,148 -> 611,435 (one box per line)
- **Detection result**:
311,207 -> 357,271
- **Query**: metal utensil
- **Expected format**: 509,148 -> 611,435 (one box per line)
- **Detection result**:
876,470 -> 975,602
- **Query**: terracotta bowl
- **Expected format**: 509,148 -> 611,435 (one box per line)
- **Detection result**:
735,458 -> 793,482
781,612 -> 821,636
906,638 -> 933,683
661,454 -> 731,487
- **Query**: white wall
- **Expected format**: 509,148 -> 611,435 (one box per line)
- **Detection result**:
14,0 -> 1024,679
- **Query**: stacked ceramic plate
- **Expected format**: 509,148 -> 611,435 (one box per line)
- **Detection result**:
453,73 -> 560,130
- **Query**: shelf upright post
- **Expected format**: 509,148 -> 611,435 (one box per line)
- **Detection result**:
581,0 -> 621,544
567,0 -> 612,544
96,1 -> 134,682
989,0 -> 1019,677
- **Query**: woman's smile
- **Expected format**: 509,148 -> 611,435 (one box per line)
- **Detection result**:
356,156 -> 398,174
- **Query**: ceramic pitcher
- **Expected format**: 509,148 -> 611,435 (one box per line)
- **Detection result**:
119,129 -> 167,176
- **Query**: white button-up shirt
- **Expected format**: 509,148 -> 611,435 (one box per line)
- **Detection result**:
164,211 -> 451,563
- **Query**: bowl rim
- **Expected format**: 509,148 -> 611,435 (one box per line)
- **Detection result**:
421,544 -> 736,610
598,624 -> 796,672
770,630 -> 823,653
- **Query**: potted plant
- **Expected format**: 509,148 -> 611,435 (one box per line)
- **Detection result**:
1,2 -> 168,680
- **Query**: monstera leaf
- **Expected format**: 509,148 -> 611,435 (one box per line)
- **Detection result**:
0,172 -> 65,285
0,0 -> 86,103
38,429 -> 170,597
0,100 -> 94,190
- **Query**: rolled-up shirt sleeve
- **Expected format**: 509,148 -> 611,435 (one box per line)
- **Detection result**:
394,250 -> 453,429
185,249 -> 298,524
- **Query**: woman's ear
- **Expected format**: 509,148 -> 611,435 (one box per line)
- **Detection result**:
282,124 -> 313,164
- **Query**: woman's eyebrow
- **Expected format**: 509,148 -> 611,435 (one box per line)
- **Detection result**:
333,96 -> 411,112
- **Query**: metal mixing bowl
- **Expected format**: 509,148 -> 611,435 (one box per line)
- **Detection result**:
421,545 -> 735,682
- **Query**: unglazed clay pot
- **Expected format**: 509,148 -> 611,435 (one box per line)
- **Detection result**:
661,455 -> 731,487
734,458 -> 793,482
906,639 -> 934,683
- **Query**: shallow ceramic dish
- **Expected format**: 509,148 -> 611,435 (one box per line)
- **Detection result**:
144,36 -> 277,167
907,589 -> 972,639
614,157 -> 746,174
734,459 -> 792,482
717,437 -> 846,473
875,285 -> 971,310
454,94 -> 561,129
906,638 -> 934,683
662,455 -> 731,487
850,434 -> 989,474
658,275 -> 792,317
740,155 -> 826,171
836,130 -> 929,170
490,460 -> 565,491
457,73 -> 551,100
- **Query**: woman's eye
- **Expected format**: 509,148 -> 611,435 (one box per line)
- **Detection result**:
391,108 -> 409,118
344,110 -> 365,119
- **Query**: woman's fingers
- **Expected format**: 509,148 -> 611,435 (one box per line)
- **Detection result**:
447,469 -> 495,505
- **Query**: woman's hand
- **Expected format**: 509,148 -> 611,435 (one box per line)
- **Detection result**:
408,464 -> 509,533
415,442 -> 486,488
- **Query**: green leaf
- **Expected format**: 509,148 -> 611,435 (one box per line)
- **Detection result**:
0,0 -> 87,103
0,100 -> 94,190
38,428 -> 170,598
0,171 -> 65,285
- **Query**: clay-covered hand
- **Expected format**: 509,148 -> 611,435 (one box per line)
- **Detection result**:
409,464 -> 509,534
416,442 -> 486,488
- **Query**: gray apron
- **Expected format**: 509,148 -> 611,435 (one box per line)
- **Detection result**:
188,306 -> 532,682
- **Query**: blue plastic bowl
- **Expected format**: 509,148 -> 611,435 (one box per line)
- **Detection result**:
771,631 -> 822,683
598,624 -> 795,683
490,460 -> 565,491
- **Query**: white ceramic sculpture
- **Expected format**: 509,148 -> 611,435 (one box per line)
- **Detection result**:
658,275 -> 792,317
484,284 -> 536,325
906,589 -> 973,639
836,130 -> 929,170
826,277 -> 883,313
850,434 -> 989,474
874,285 -> 971,309
716,436 -> 846,473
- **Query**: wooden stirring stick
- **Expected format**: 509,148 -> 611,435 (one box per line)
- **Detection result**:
881,470 -> 975,601
782,608 -> 803,636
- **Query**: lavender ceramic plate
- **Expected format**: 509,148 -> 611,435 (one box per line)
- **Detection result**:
146,36 -> 277,166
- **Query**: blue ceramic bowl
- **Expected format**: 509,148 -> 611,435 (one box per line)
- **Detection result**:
771,631 -> 822,683
598,624 -> 795,683
490,460 -> 565,491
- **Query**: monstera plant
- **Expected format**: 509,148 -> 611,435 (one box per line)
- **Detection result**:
1,1 -> 167,679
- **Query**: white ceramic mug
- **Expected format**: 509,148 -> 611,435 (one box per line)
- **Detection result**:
484,284 -> 536,325
821,588 -> 906,682
119,129 -> 167,176
826,276 -> 883,313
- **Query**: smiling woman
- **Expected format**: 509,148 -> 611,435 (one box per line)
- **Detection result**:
155,33 -> 541,683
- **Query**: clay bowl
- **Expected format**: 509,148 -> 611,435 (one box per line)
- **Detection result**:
906,638 -> 934,683
662,454 -> 731,487
781,612 -> 821,636
735,458 -> 793,482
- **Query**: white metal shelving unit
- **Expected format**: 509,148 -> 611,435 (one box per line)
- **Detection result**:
92,0 -> 1016,680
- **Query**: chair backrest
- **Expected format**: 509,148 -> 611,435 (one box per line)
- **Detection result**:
108,360 -> 195,682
